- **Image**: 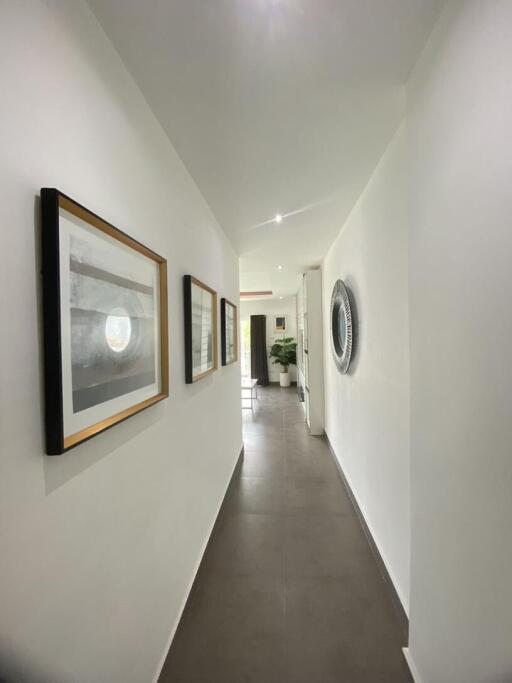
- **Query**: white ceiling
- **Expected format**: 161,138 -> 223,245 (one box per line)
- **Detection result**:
89,0 -> 441,298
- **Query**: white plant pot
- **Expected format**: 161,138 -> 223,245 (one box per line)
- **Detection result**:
280,371 -> 291,388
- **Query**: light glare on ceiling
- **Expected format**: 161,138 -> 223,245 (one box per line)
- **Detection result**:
274,213 -> 283,224
277,264 -> 283,270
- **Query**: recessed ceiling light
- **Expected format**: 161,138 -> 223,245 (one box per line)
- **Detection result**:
277,265 -> 283,270
274,213 -> 283,224
279,296 -> 283,300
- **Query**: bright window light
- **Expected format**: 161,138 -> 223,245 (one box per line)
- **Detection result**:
105,308 -> 131,352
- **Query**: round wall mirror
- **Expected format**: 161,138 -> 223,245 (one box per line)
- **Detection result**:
330,279 -> 353,374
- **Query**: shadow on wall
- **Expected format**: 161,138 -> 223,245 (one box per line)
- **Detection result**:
43,403 -> 165,495
0,630 -> 63,683
33,195 -> 167,495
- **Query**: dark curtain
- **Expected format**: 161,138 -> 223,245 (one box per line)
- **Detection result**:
250,315 -> 269,386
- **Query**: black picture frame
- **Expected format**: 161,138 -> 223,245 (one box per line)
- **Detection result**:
41,188 -> 169,455
183,274 -> 218,383
220,298 -> 238,366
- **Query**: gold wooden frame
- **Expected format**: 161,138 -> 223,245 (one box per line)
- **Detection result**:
184,275 -> 218,383
41,189 -> 169,454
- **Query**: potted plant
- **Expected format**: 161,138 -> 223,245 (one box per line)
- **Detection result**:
269,336 -> 297,387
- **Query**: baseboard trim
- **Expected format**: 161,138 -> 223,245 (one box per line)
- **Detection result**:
402,648 -> 422,683
152,444 -> 244,683
324,434 -> 409,643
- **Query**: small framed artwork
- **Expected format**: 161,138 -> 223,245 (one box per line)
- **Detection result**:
183,275 -> 218,383
275,316 -> 286,332
220,298 -> 238,366
41,189 -> 169,455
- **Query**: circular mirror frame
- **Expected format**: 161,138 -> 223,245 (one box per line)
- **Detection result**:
330,279 -> 353,374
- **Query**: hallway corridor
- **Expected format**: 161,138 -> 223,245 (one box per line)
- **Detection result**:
160,387 -> 410,682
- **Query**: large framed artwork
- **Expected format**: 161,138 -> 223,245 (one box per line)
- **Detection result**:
41,189 -> 169,455
220,298 -> 238,366
183,275 -> 218,383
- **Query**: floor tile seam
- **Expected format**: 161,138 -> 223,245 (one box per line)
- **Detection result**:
284,457 -> 334,463
282,510 -> 361,522
216,510 -> 286,521
285,472 -> 338,484
220,508 -> 354,518
244,431 -> 286,440
237,475 -> 286,480
283,443 -> 326,448
282,571 -> 381,585
283,441 -> 326,445
222,510 -> 288,517
222,504 -> 354,513
240,460 -> 286,467
283,510 -> 356,518
242,446 -> 286,449
236,474 -> 286,481
283,470 -> 339,479
242,432 -> 285,435
281,499 -> 287,622
283,438 -> 331,444
244,426 -> 286,429
237,474 -> 286,480
283,445 -> 330,451
283,459 -> 334,465
241,449 -> 286,455
283,441 -> 331,447
219,508 -> 356,518
242,443 -> 287,448
199,570 -> 286,580
222,510 -> 357,517
283,474 -> 352,485
242,434 -> 286,438
243,434 -> 287,438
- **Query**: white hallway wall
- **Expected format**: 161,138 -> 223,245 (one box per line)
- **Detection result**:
0,2 -> 241,682
240,297 -> 298,383
323,2 -> 512,682
407,2 -> 512,681
322,121 -> 411,611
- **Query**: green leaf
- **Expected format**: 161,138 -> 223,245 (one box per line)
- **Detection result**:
269,336 -> 297,370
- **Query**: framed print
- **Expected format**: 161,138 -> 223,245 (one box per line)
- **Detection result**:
183,275 -> 218,383
275,316 -> 286,332
41,189 -> 169,455
220,298 -> 238,366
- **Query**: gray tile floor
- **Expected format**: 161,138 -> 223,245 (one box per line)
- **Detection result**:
160,386 -> 411,682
